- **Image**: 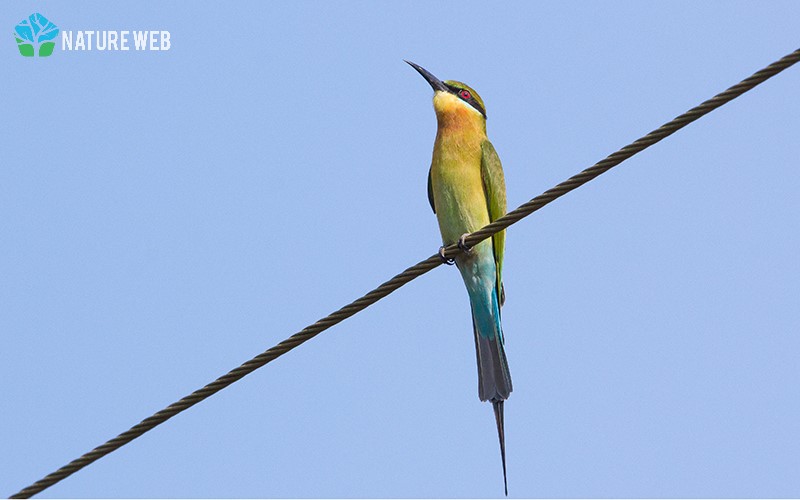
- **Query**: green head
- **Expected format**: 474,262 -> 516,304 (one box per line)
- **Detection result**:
405,60 -> 487,118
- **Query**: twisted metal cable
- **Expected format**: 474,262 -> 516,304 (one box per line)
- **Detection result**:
11,47 -> 800,499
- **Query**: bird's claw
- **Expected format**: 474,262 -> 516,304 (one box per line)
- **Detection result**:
439,234 -> 472,265
457,233 -> 473,254
438,246 -> 455,265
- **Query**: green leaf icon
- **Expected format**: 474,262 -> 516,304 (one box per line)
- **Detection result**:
39,41 -> 55,57
17,43 -> 34,57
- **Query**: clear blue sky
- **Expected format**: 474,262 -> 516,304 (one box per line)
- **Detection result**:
3,1 -> 799,497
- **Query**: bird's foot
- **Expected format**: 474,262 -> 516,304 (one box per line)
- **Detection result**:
457,233 -> 473,254
438,246 -> 455,265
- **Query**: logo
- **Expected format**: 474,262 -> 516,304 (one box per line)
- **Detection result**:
14,13 -> 59,57
12,13 -> 171,57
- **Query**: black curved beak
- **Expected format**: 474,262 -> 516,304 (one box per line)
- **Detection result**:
405,60 -> 448,92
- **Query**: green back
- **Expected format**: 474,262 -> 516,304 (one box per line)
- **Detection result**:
480,140 -> 507,301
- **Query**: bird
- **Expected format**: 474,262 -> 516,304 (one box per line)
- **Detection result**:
406,60 -> 512,495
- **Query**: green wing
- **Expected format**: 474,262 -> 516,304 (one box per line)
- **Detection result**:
481,140 -> 507,304
427,167 -> 436,213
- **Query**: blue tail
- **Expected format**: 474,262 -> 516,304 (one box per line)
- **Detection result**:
462,264 -> 512,402
458,246 -> 512,495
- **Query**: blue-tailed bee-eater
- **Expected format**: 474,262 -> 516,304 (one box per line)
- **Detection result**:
407,61 -> 512,495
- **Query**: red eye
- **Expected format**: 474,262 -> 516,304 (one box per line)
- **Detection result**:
460,90 -> 471,100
